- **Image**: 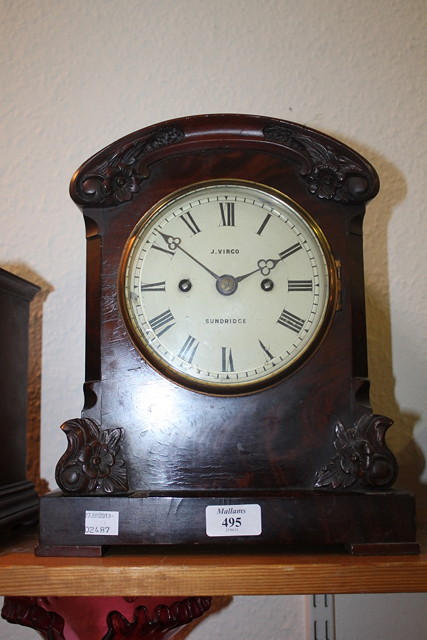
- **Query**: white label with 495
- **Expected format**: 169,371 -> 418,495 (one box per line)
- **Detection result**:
205,504 -> 262,537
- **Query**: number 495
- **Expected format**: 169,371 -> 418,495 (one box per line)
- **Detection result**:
222,517 -> 241,528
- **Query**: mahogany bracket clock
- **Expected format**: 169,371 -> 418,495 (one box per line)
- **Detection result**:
36,114 -> 419,556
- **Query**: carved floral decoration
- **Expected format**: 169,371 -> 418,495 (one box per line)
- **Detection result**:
306,156 -> 349,200
76,126 -> 185,207
263,124 -> 377,204
314,413 -> 398,489
55,417 -> 128,494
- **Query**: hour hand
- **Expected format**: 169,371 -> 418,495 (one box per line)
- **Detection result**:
235,257 -> 280,284
235,244 -> 302,283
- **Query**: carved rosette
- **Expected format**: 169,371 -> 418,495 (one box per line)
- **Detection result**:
263,124 -> 378,204
314,413 -> 398,489
55,418 -> 128,494
74,126 -> 185,207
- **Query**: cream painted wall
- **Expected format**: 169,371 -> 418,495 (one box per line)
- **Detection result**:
1,0 -> 426,638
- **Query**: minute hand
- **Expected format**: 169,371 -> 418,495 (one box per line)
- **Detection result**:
157,230 -> 220,281
177,245 -> 220,281
235,243 -> 302,283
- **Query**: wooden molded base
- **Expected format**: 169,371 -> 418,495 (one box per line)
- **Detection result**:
36,489 -> 419,557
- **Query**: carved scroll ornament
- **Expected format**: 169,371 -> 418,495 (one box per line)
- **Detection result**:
74,126 -> 185,207
55,418 -> 128,494
263,124 -> 378,204
314,413 -> 398,490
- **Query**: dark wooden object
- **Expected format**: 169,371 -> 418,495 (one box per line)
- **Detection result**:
0,268 -> 40,529
37,115 -> 418,555
37,489 -> 417,556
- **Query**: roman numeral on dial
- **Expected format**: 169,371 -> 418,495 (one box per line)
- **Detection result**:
219,202 -> 235,226
221,347 -> 235,372
140,281 -> 166,292
288,280 -> 313,291
279,243 -> 302,260
178,335 -> 200,363
149,308 -> 176,336
277,308 -> 305,333
180,212 -> 201,235
256,213 -> 272,236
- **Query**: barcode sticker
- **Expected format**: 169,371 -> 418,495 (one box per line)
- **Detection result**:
85,510 -> 119,536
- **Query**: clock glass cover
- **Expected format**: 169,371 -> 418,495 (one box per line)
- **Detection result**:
120,181 -> 336,393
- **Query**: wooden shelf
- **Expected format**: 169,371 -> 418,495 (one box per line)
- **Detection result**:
1,525 -> 426,596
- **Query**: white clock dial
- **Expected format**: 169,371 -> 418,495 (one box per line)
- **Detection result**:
120,181 -> 336,393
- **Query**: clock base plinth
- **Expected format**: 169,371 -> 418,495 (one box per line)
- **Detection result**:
35,489 -> 419,557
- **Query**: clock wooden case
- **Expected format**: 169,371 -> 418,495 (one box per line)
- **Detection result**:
0,269 -> 40,530
37,114 -> 418,556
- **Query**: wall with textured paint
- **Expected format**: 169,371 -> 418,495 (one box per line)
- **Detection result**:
1,1 -> 426,638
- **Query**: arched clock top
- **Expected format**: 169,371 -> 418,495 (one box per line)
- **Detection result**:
69,114 -> 379,208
